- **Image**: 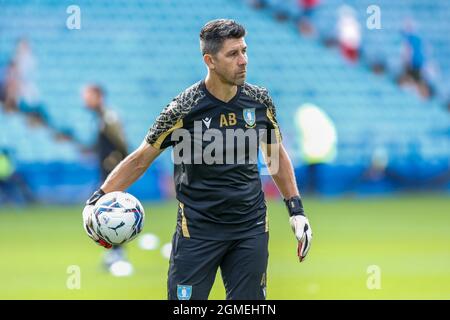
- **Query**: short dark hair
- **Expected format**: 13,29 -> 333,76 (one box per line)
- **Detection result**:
199,19 -> 246,55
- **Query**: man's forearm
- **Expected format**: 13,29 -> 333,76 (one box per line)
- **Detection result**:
268,144 -> 300,199
101,154 -> 145,193
100,141 -> 162,193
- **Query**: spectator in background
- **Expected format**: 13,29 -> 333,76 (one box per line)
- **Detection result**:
296,0 -> 320,36
401,20 -> 425,83
247,0 -> 267,9
83,85 -> 128,181
1,39 -> 41,113
294,103 -> 337,195
399,20 -> 434,100
0,148 -> 35,204
82,84 -> 131,275
336,5 -> 361,63
0,61 -> 19,113
14,38 -> 41,110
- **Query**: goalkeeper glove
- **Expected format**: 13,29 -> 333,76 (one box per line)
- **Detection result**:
82,189 -> 112,249
284,196 -> 312,262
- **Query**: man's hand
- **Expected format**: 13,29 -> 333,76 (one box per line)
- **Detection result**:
82,189 -> 112,249
284,196 -> 313,262
289,215 -> 312,262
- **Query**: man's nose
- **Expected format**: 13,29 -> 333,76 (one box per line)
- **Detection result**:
238,54 -> 247,66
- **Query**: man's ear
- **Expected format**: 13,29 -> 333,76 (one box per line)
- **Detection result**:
203,54 -> 215,70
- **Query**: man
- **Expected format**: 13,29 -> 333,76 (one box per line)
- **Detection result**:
0,148 -> 35,204
83,85 -> 128,181
83,19 -> 312,300
294,103 -> 337,195
82,85 -> 130,272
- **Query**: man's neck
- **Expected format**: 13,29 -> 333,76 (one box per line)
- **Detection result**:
95,105 -> 105,115
205,73 -> 237,103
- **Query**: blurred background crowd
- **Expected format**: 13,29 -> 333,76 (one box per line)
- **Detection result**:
0,0 -> 449,205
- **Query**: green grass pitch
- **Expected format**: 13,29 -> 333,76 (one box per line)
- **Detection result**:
0,194 -> 449,299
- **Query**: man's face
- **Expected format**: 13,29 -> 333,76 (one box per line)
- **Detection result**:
211,37 -> 248,86
83,87 -> 102,110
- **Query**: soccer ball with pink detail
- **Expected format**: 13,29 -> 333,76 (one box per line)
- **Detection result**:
91,191 -> 145,246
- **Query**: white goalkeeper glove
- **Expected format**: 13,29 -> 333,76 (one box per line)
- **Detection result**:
284,196 -> 313,262
82,189 -> 112,249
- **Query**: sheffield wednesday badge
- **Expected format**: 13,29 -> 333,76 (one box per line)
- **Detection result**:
243,108 -> 256,128
177,285 -> 192,300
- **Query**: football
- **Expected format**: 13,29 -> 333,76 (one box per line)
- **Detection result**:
91,191 -> 145,246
